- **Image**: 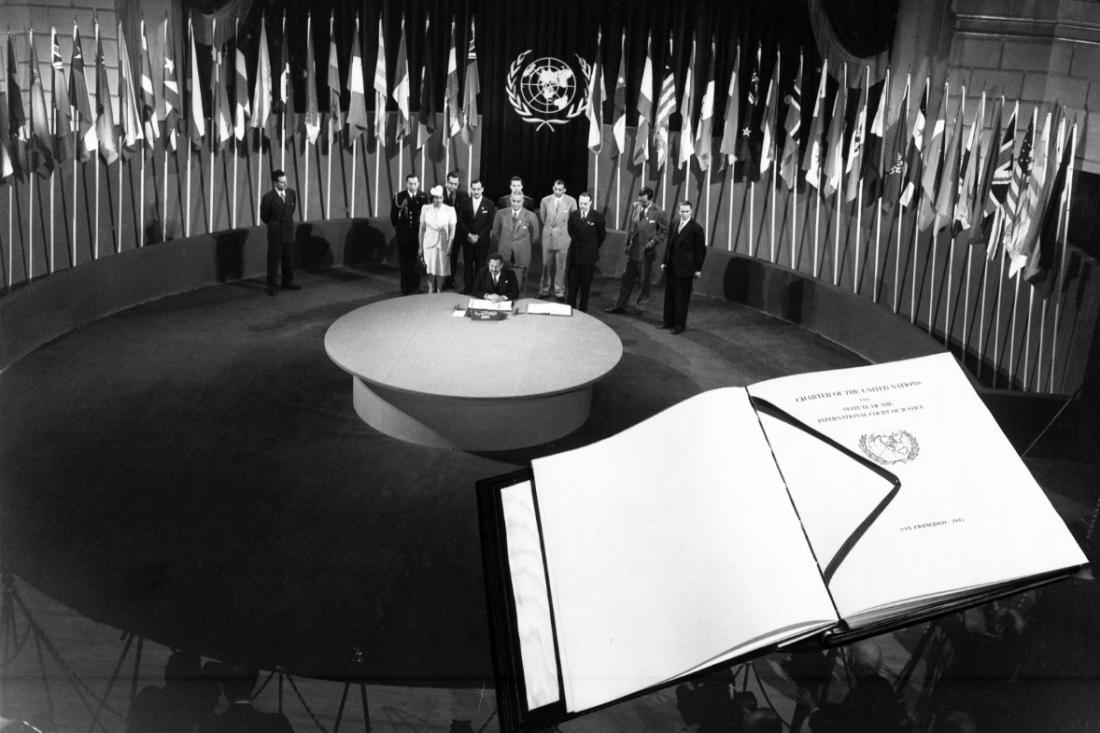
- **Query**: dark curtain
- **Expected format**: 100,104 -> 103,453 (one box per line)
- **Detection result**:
820,0 -> 897,57
183,0 -> 822,204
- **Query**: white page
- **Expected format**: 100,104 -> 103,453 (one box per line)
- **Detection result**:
748,353 -> 1087,622
501,481 -> 561,710
532,388 -> 838,713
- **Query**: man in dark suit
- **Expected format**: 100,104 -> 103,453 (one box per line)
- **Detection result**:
606,187 -> 665,314
459,179 -> 495,294
495,175 -> 535,211
442,170 -> 467,290
565,191 -> 606,313
659,200 -> 707,334
390,173 -> 428,295
472,253 -> 520,301
259,169 -> 299,296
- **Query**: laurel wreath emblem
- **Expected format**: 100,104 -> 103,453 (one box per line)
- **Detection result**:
506,50 -> 591,131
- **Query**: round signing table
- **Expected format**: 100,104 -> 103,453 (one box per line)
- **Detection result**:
324,293 -> 623,450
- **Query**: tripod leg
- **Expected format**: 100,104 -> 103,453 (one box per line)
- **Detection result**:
333,681 -> 352,733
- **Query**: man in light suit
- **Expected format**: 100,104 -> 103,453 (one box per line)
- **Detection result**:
259,169 -> 299,296
659,201 -> 707,334
538,179 -> 577,300
458,180 -> 495,294
606,187 -> 665,314
491,193 -> 540,272
565,192 -> 606,313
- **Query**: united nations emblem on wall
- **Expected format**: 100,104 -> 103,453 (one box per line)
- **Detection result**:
506,51 -> 591,131
858,430 -> 920,465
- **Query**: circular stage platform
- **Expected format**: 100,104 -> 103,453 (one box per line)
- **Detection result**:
324,293 -> 623,450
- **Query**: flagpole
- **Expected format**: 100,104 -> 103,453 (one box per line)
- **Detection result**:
1008,273 -> 1021,388
1023,285 -> 1035,389
118,154 -> 126,249
616,156 -> 622,228
255,130 -> 263,223
72,127 -> 78,265
704,167 -> 711,246
50,157 -> 56,271
661,164 -> 667,211
304,141 -> 311,222
443,93 -> 450,177
854,190 -> 862,292
1050,123 -> 1077,393
749,182 -> 755,258
791,174 -> 798,269
420,143 -> 425,189
814,187 -> 821,277
963,246 -> 973,356
945,230 -> 955,344
185,142 -> 192,237
594,153 -> 599,207
833,190 -> 841,286
140,146 -> 146,245
374,137 -> 381,217
978,249 -> 989,379
325,123 -> 332,219
992,247 -> 1006,386
7,188 -> 13,286
28,171 -> 35,280
928,228 -> 938,333
351,138 -> 359,218
209,122 -> 216,232
770,165 -> 777,263
466,144 -> 472,193
909,216 -> 919,322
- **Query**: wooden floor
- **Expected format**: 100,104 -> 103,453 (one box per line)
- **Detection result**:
1,265 -> 1097,732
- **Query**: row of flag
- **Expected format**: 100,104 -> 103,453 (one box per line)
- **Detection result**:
0,9 -> 482,184
585,29 -> 1075,285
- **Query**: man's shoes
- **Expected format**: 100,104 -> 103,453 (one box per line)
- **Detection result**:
656,322 -> 672,329
283,284 -> 302,291
604,307 -> 625,314
671,327 -> 684,335
267,287 -> 276,296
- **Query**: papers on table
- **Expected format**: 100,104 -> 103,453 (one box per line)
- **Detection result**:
526,302 -> 572,316
468,298 -> 514,312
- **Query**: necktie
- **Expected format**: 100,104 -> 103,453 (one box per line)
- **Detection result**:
555,198 -> 560,215
279,191 -> 285,201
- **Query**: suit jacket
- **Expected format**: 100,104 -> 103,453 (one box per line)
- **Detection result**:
472,267 -> 520,301
662,217 -> 707,277
444,189 -> 468,241
260,189 -> 297,243
566,209 -> 607,266
459,195 -> 494,246
390,190 -> 428,240
625,202 -> 666,262
491,208 -> 540,250
496,193 -> 535,211
539,194 -> 578,251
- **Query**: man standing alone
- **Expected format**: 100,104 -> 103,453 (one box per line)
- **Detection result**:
538,180 -> 576,300
390,174 -> 429,295
606,187 -> 665,314
659,201 -> 706,334
565,192 -> 606,312
259,169 -> 299,296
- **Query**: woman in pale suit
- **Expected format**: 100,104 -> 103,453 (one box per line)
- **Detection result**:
419,185 -> 457,293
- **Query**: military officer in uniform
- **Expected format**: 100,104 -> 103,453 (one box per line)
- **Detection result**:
390,174 -> 429,295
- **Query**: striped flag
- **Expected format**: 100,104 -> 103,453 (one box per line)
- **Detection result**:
694,38 -> 715,171
372,15 -> 387,141
211,41 -> 232,151
779,49 -> 802,190
801,59 -> 826,188
1008,108 -> 1051,276
51,27 -> 74,163
327,12 -> 342,143
860,68 -> 887,201
8,34 -> 28,176
459,17 -> 479,145
117,22 -> 145,157
186,15 -> 204,151
303,13 -> 321,144
95,22 -> 119,164
737,44 -> 761,180
1002,110 -> 1034,255
966,95 -> 1002,239
162,14 -> 180,150
415,17 -> 435,151
346,14 -> 369,140
445,17 -> 461,138
953,91 -> 984,233
233,21 -> 249,141
249,13 -> 271,139
881,73 -> 909,209
28,30 -> 55,176
653,36 -> 674,170
585,28 -> 605,153
898,79 -> 926,208
633,30 -> 653,166
759,47 -> 779,179
139,19 -> 159,146
842,69 -> 867,203
916,83 -> 948,231
822,64 -> 847,198
612,30 -> 627,157
677,37 -> 695,170
718,42 -> 740,169
393,16 -> 410,142
71,25 -> 97,161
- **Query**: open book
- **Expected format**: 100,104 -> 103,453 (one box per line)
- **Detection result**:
476,353 -> 1087,731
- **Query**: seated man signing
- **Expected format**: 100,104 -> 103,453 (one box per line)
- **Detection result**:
472,253 -> 520,302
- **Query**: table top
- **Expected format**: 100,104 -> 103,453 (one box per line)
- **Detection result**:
324,293 -> 623,399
